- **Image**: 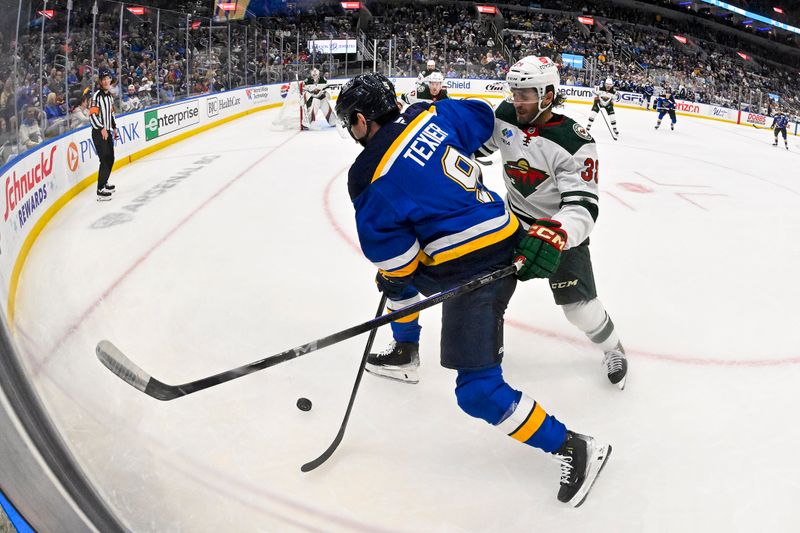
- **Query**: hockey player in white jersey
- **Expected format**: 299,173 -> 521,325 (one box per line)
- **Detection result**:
367,56 -> 628,389
302,68 -> 336,129
417,59 -> 439,84
475,56 -> 628,389
586,78 -> 619,137
400,71 -> 450,106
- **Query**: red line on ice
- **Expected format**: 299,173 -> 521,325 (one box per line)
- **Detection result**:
324,174 -> 799,367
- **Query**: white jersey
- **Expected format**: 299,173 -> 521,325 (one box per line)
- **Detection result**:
304,76 -> 329,99
476,101 -> 599,249
594,86 -> 615,107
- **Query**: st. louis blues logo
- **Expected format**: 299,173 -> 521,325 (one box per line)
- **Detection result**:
504,159 -> 549,196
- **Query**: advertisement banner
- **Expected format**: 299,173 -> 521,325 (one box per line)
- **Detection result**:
741,111 -> 768,127
144,100 -> 201,141
308,39 -> 357,55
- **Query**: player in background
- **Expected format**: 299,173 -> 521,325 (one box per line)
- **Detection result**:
475,56 -> 628,390
772,108 -> 789,149
302,68 -> 336,129
655,88 -> 677,130
417,59 -> 439,84
401,71 -> 450,106
641,83 -> 654,111
586,78 -> 619,136
335,73 -> 611,506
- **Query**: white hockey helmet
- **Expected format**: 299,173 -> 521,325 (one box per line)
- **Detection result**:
604,77 -> 613,87
427,59 -> 436,70
427,71 -> 445,83
505,56 -> 560,123
506,56 -> 560,97
311,68 -> 320,81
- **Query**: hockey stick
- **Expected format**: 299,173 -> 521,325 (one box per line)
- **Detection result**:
96,261 -> 520,401
599,110 -> 617,141
301,294 -> 387,472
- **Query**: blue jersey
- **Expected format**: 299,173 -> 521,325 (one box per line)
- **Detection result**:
657,95 -> 676,110
348,100 -> 520,294
643,86 -> 654,97
773,114 -> 789,129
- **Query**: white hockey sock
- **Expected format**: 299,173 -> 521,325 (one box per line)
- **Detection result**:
561,299 -> 621,352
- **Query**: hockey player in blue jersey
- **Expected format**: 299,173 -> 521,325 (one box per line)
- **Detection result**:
641,84 -> 654,111
655,88 -> 677,130
335,73 -> 611,506
772,109 -> 789,149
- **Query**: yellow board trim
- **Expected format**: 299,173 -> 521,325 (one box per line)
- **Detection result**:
420,214 -> 519,267
6,102 -> 282,325
510,403 -> 547,443
371,107 -> 434,183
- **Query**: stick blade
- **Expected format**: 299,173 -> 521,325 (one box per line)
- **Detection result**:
96,340 -> 154,394
96,340 -> 183,401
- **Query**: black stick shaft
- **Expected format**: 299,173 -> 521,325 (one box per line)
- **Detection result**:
141,263 -> 518,399
301,294 -> 387,472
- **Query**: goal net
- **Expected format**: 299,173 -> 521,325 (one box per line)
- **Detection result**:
271,81 -> 304,131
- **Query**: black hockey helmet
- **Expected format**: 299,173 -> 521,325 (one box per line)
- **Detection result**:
335,73 -> 398,130
98,67 -> 113,81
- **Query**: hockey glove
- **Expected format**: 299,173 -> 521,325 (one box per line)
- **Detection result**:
375,271 -> 412,299
514,219 -> 568,281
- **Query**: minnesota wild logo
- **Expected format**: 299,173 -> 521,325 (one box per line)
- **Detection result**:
504,159 -> 549,196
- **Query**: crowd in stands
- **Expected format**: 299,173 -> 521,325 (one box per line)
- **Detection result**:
0,0 -> 798,166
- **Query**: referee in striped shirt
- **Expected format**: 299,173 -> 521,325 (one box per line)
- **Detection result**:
90,68 -> 118,201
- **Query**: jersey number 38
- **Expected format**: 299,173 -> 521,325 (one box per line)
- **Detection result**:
581,158 -> 599,183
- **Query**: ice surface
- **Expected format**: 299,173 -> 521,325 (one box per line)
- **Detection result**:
11,101 -> 800,532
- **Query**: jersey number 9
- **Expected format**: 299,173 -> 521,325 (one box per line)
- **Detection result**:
442,146 -> 494,203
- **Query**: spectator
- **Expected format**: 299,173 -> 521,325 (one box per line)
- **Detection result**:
18,106 -> 44,151
122,84 -> 140,112
43,92 -> 67,137
70,94 -> 92,127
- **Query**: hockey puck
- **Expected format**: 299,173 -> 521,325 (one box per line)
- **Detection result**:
296,397 -> 312,412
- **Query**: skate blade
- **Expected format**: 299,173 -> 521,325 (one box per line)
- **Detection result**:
365,364 -> 419,384
96,196 -> 112,202
571,442 -> 612,508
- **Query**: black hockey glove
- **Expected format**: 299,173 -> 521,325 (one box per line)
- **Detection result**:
375,271 -> 412,299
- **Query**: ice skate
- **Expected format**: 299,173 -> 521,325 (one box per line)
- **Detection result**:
553,431 -> 612,507
603,342 -> 628,390
366,341 -> 420,384
97,189 -> 112,201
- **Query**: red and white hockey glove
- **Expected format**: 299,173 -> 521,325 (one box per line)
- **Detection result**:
514,219 -> 568,281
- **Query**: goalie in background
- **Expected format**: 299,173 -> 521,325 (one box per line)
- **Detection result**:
401,71 -> 450,106
302,68 -> 337,129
